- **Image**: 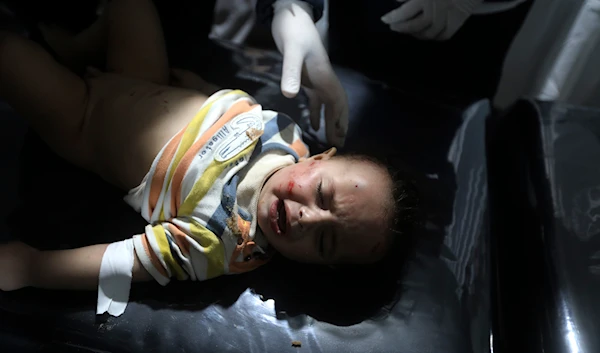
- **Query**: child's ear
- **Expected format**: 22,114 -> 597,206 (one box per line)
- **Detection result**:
299,147 -> 337,163
320,147 -> 337,159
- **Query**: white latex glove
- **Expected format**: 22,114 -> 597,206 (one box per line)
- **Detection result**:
381,0 -> 483,40
271,0 -> 349,147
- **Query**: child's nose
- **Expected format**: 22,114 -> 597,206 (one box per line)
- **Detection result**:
298,206 -> 330,229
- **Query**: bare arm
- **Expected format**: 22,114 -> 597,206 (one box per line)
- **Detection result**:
0,241 -> 152,291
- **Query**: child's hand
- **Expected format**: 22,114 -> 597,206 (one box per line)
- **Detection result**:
170,68 -> 220,94
0,241 -> 37,291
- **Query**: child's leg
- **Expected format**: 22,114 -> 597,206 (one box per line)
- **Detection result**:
39,15 -> 108,73
104,0 -> 169,84
0,31 -> 90,167
41,0 -> 168,84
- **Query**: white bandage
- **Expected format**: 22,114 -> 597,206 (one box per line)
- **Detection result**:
96,238 -> 135,317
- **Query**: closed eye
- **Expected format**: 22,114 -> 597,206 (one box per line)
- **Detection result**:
317,181 -> 325,208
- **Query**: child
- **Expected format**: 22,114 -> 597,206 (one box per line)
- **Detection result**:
0,0 -> 417,316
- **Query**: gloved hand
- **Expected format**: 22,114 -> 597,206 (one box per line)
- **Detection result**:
381,0 -> 483,40
271,0 -> 349,147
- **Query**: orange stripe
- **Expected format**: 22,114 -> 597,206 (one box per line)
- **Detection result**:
237,218 -> 251,240
167,224 -> 191,256
147,129 -> 185,218
141,234 -> 169,277
169,100 -> 259,216
290,139 -> 308,159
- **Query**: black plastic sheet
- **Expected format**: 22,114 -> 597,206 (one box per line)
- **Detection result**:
0,40 -> 492,353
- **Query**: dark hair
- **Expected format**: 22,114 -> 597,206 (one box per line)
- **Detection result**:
333,154 -> 421,262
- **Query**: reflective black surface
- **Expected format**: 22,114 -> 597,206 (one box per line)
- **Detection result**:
0,39 -> 493,353
488,99 -> 600,353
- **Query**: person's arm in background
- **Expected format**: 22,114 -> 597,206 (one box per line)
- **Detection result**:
256,0 -> 325,25
380,0 -> 527,40
255,0 -> 349,148
380,0 -> 484,40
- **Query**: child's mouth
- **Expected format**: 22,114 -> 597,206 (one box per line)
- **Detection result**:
277,200 -> 287,235
270,199 -> 288,236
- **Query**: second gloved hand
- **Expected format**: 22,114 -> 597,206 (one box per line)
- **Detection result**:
381,0 -> 483,40
271,0 -> 348,147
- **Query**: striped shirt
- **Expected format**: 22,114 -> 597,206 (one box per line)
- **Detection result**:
124,89 -> 309,285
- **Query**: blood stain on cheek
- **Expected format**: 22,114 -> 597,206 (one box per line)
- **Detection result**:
287,181 -> 295,195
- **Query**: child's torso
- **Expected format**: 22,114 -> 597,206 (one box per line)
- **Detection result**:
118,88 -> 308,283
82,73 -> 209,190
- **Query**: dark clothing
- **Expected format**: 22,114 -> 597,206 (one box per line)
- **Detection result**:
257,0 -> 533,104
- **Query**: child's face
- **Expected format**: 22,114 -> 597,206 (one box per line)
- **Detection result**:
257,149 -> 391,265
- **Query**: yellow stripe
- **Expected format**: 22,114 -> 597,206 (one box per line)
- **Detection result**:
159,90 -> 250,220
178,140 -> 257,279
158,109 -> 209,220
168,89 -> 249,188
189,220 -> 225,279
179,142 -> 256,216
152,224 -> 186,280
